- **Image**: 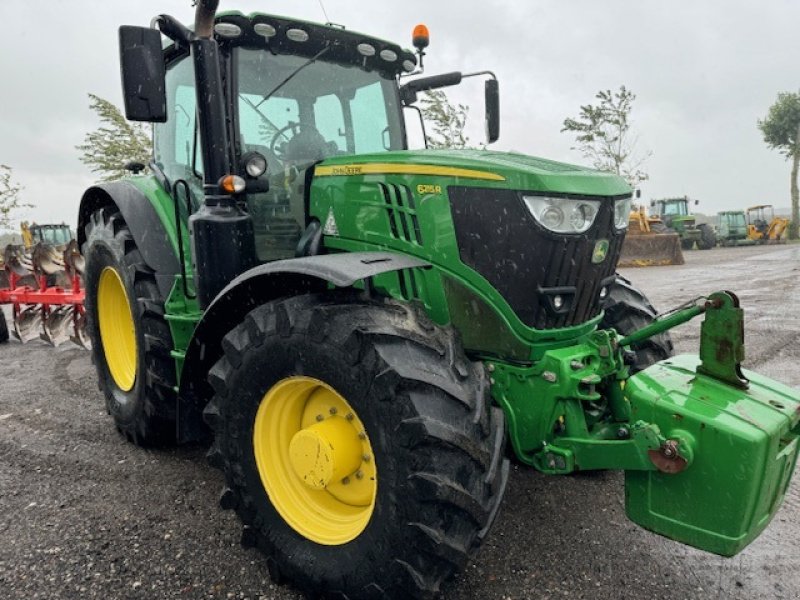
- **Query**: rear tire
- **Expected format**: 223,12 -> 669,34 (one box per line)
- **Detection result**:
697,224 -> 716,250
601,274 -> 673,373
83,207 -> 177,446
204,294 -> 509,599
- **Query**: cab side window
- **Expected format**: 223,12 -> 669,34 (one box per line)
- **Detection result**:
154,57 -> 203,187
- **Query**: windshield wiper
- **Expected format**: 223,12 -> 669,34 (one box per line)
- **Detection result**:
240,93 -> 283,135
255,45 -> 331,109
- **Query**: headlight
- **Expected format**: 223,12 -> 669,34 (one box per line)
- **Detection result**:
241,151 -> 268,178
614,197 -> 632,229
522,195 -> 599,234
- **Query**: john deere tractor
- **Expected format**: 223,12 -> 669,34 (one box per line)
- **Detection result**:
651,196 -> 716,249
77,2 -> 800,598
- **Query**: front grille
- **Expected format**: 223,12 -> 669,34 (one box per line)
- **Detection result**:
378,183 -> 423,246
448,187 -> 626,329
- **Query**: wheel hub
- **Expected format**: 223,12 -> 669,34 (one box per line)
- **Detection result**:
288,416 -> 363,489
253,376 -> 377,545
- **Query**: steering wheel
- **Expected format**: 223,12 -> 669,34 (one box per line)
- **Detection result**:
269,121 -> 301,160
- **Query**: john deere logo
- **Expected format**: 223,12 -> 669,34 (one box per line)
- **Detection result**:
592,239 -> 609,264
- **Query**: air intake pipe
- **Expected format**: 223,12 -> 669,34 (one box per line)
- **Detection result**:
189,0 -> 257,308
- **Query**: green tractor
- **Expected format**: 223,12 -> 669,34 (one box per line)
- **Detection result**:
68,2 -> 800,597
651,196 -> 716,249
717,210 -> 753,246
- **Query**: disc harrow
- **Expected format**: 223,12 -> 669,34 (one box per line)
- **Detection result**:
0,239 -> 90,349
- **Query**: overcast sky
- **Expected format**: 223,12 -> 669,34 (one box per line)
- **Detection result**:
1,0 -> 799,230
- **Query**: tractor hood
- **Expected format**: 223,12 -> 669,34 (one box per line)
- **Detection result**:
316,150 -> 632,197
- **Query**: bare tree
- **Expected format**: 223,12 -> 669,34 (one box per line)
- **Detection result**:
0,164 -> 31,229
562,86 -> 650,189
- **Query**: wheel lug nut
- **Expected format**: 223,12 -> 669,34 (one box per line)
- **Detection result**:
355,470 -> 364,480
362,454 -> 371,462
329,407 -> 338,415
342,476 -> 350,485
315,414 -> 324,422
358,432 -> 367,440
345,412 -> 354,421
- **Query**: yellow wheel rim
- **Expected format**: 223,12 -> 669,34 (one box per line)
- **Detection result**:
253,376 -> 377,545
97,266 -> 137,392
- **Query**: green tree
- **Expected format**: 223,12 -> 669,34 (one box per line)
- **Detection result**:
758,91 -> 800,239
0,164 -> 31,230
76,94 -> 152,181
419,89 -> 471,149
561,85 -> 650,189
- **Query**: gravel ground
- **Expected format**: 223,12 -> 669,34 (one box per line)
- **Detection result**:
1,243 -> 799,599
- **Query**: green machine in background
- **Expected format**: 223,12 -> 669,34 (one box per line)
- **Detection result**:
717,210 -> 754,246
652,196 -> 717,249
62,2 -> 800,597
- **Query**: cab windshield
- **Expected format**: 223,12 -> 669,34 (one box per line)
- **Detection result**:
236,48 -> 404,261
662,201 -> 688,217
34,226 -> 71,245
728,213 -> 746,227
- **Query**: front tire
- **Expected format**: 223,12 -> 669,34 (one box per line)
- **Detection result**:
83,207 -> 177,445
601,274 -> 673,373
204,294 -> 509,599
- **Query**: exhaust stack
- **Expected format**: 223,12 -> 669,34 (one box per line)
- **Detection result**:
194,0 -> 219,39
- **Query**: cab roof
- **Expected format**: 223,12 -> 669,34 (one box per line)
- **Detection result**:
200,12 -> 418,79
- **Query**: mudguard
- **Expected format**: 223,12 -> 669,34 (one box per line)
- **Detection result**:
77,180 -> 180,298
177,251 -> 431,442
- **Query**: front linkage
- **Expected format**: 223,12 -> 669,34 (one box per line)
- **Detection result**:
490,290 -> 800,556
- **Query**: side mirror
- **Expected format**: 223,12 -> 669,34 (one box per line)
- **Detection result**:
695,199 -> 699,206
485,79 -> 500,144
119,26 -> 167,122
635,189 -> 641,199
650,200 -> 655,208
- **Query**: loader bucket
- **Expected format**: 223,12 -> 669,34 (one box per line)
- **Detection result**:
618,233 -> 684,267
13,306 -> 43,343
42,306 -> 75,346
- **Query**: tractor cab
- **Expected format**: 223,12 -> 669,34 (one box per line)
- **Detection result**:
141,13 -> 498,267
652,196 -> 694,227
30,223 -> 73,247
718,210 -> 746,233
717,210 -> 750,246
153,16 -> 412,262
20,222 -> 73,250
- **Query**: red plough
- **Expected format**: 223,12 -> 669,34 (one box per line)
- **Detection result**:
0,241 -> 90,348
